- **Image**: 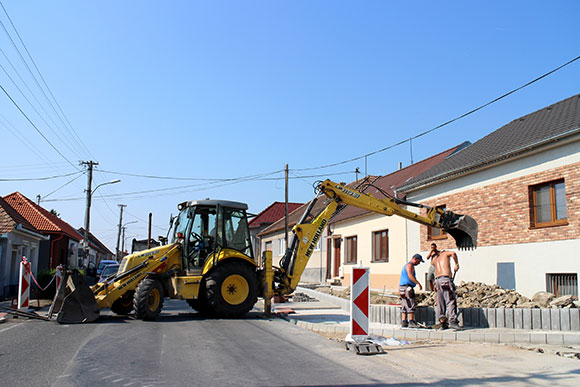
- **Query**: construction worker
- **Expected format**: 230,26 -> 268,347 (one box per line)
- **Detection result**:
433,250 -> 460,330
399,253 -> 423,328
426,243 -> 440,291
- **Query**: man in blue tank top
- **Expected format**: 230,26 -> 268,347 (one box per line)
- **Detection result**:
399,253 -> 424,328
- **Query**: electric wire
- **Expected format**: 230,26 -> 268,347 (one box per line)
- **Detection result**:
293,54 -> 580,172
41,172 -> 85,199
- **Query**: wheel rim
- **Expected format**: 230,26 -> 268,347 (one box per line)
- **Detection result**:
221,274 -> 249,305
148,288 -> 161,311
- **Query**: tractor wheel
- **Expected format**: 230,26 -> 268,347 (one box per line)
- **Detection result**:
111,291 -> 134,315
133,278 -> 164,321
204,261 -> 258,318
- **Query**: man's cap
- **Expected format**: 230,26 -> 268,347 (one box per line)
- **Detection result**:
412,253 -> 424,262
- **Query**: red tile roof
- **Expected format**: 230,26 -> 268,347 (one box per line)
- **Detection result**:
0,197 -> 38,234
249,201 -> 303,229
3,192 -> 80,240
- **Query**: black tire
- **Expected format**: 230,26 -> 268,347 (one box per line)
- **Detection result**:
133,278 -> 164,321
204,261 -> 258,318
111,291 -> 134,315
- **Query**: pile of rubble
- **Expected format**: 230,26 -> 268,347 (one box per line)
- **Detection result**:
416,281 -> 579,309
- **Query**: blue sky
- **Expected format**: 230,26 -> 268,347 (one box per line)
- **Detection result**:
1,1 -> 579,251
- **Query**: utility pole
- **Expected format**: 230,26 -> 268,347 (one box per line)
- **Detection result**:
121,226 -> 126,258
284,164 -> 289,246
81,160 -> 98,264
116,204 -> 126,261
148,213 -> 152,249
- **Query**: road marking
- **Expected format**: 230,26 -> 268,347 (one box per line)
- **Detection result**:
0,324 -> 20,334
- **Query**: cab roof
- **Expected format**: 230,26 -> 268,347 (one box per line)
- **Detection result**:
178,199 -> 248,211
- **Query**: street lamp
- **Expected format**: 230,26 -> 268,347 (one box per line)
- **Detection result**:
120,221 -> 138,257
83,179 -> 121,263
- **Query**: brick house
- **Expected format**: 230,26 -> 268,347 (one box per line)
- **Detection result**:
3,192 -> 81,270
399,94 -> 580,298
328,144 -> 468,290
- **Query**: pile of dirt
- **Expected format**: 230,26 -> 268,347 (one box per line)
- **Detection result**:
314,286 -> 400,304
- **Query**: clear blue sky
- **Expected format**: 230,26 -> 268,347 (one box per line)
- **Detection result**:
1,1 -> 579,251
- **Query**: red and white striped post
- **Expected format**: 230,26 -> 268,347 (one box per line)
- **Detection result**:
17,256 -> 31,311
55,265 -> 64,291
350,266 -> 370,339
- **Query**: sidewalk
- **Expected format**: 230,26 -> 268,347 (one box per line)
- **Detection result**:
272,287 -> 580,347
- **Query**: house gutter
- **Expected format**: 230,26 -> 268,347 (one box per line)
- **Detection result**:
401,127 -> 580,193
13,224 -> 50,240
50,233 -> 65,268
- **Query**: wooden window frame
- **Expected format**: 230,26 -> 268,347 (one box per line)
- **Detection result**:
530,179 -> 568,228
372,229 -> 389,262
345,236 -> 357,265
428,205 -> 447,240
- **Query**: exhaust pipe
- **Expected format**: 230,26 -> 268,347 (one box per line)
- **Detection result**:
49,270 -> 100,324
440,211 -> 478,250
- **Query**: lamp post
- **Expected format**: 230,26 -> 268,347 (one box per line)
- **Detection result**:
83,178 -> 120,264
120,221 -> 138,258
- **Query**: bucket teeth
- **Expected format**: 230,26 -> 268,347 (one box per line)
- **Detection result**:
441,212 -> 478,250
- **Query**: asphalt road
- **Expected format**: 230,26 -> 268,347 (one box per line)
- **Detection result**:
1,300 -> 579,386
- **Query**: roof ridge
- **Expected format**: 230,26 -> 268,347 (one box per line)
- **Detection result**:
4,192 -> 60,231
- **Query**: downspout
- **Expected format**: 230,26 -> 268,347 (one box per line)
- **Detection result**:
50,233 -> 64,269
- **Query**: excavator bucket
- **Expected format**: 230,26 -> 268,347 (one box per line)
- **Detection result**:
49,270 -> 100,324
440,211 -> 478,250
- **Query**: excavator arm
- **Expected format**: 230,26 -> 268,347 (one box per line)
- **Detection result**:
275,179 -> 478,294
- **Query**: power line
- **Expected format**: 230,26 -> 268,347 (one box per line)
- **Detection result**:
41,172 -> 85,199
0,83 -> 78,169
294,54 -> 580,172
0,170 -> 80,182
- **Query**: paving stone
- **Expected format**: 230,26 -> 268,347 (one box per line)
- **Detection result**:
427,308 -> 436,325
522,309 -> 533,330
441,331 -> 456,341
530,333 -> 547,344
382,328 -> 395,337
488,309 -> 497,328
389,307 -> 396,324
546,333 -> 564,345
462,308 -> 472,326
484,333 -> 499,343
395,309 -> 402,325
479,308 -> 489,328
499,333 -> 515,343
429,331 -> 444,341
496,308 -> 506,328
562,333 -> 580,345
505,308 -> 515,329
416,330 -> 431,340
541,309 -> 551,330
532,309 -> 542,330
469,332 -> 485,342
514,308 -> 524,330
455,331 -> 471,342
514,333 -> 531,343
571,309 -> 580,331
403,330 -> 418,340
551,309 -> 561,331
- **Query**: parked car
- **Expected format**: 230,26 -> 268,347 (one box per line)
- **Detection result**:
97,259 -> 118,276
98,264 -> 120,282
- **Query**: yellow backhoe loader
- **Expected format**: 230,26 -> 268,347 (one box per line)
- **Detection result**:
49,179 -> 477,324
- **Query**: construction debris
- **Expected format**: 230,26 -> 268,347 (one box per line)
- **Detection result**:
291,292 -> 319,302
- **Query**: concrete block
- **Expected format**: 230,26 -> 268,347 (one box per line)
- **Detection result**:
469,332 -> 485,342
458,309 -> 464,326
395,310 -> 402,325
562,333 -> 580,345
505,308 -> 514,329
416,330 -> 431,340
403,330 -> 418,340
479,308 -> 489,328
484,333 -> 500,344
499,333 -> 515,343
550,309 -> 561,331
455,331 -> 471,342
532,309 -> 542,330
427,307 -> 436,325
441,331 -> 456,341
462,308 -> 472,327
381,328 -> 394,337
488,309 -> 497,328
541,309 -> 551,330
470,308 -> 481,327
514,309 -> 523,330
381,306 -> 387,324
530,333 -> 547,344
571,309 -> 580,331
514,333 -> 531,344
429,331 -> 444,341
523,309 -> 532,330
389,307 -> 397,324
546,333 -> 564,345
496,308 -> 506,328
559,308 -> 571,331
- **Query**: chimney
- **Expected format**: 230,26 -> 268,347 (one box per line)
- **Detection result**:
398,162 -> 403,170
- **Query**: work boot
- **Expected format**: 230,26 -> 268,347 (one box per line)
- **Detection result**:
401,320 -> 408,328
408,320 -> 420,329
448,322 -> 462,330
431,321 -> 449,330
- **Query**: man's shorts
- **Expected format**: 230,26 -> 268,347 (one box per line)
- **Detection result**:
399,285 -> 416,313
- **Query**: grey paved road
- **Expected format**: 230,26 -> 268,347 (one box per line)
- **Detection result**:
1,300 -> 579,386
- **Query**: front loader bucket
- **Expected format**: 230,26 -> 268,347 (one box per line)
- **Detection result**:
49,270 -> 100,324
440,211 -> 478,250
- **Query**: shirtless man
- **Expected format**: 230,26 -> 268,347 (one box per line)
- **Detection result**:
426,243 -> 439,291
432,250 -> 460,330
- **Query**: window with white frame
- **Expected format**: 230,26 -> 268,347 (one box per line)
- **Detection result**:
278,238 -> 286,256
